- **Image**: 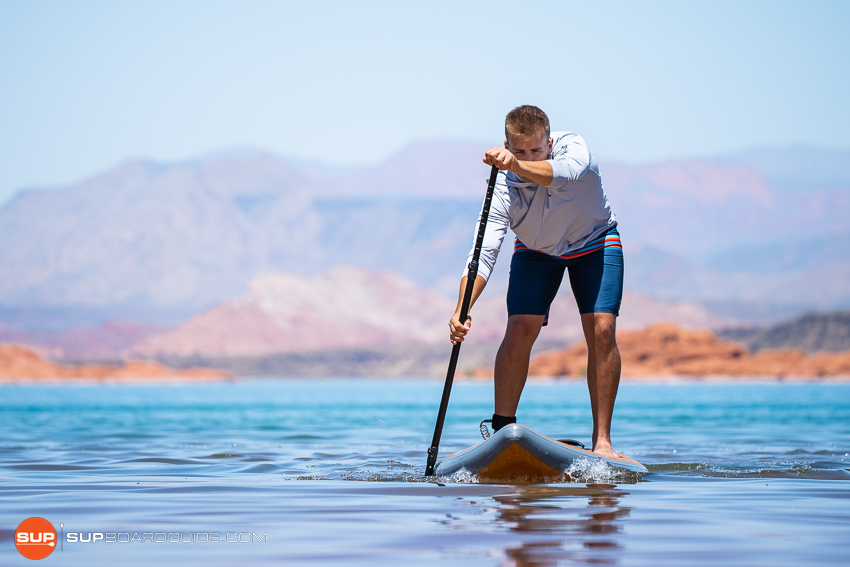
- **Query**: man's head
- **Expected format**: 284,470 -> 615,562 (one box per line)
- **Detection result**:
504,105 -> 552,161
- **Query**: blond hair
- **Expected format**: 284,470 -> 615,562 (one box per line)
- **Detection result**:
505,105 -> 550,139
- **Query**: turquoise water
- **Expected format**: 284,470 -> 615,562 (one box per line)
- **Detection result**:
1,379 -> 849,565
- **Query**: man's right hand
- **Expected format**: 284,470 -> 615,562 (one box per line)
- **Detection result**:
448,313 -> 472,344
484,146 -> 518,172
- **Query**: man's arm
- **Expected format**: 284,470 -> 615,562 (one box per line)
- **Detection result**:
484,147 -> 554,187
448,169 -> 510,344
448,275 -> 487,344
545,133 -> 592,189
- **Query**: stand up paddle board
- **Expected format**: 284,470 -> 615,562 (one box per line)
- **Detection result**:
434,423 -> 648,482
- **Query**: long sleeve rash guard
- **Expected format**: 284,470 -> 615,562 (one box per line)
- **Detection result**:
463,131 -> 616,281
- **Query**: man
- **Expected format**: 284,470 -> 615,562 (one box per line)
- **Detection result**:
448,105 -> 625,459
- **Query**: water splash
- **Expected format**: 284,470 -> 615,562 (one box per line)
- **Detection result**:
566,457 -> 644,483
444,467 -> 480,484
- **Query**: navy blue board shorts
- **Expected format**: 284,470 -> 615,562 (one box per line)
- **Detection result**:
506,226 -> 623,325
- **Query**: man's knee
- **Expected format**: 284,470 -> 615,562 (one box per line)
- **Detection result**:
583,313 -> 616,350
593,314 -> 617,350
504,314 -> 545,344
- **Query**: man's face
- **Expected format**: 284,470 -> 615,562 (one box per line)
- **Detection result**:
505,130 -> 552,161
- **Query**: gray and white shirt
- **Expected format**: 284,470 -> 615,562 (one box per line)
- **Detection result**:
464,131 -> 617,281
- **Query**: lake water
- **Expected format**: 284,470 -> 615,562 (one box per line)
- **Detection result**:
2,379 -> 849,566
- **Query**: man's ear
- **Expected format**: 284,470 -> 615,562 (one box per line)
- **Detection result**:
548,137 -> 553,155
504,139 -> 509,150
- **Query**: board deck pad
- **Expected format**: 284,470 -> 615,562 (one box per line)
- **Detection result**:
434,423 -> 648,482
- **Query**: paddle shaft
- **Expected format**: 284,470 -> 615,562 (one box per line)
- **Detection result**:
425,165 -> 499,477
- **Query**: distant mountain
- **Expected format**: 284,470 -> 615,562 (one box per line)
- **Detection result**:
719,311 -> 850,353
1,143 -> 848,331
624,235 -> 850,321
129,266 -> 451,357
128,266 -> 736,360
0,320 -> 164,361
0,152 -> 484,329
714,146 -> 850,191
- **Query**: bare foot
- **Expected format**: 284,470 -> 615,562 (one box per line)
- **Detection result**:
593,443 -> 639,464
592,446 -> 623,460
593,445 -> 640,465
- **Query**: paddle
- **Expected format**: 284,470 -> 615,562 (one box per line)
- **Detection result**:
425,164 -> 500,477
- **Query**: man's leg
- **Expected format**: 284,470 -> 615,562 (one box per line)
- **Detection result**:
494,314 -> 546,417
580,312 -> 621,457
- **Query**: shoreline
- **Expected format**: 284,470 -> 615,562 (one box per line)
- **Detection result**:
2,374 -> 848,385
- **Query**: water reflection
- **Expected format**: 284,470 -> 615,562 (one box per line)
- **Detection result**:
493,484 -> 630,566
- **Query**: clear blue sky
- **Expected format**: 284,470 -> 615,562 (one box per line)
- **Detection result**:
1,0 -> 848,204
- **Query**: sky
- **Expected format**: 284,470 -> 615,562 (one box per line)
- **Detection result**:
1,0 -> 849,205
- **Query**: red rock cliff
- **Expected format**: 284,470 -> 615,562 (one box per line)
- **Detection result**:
0,344 -> 231,381
527,323 -> 850,379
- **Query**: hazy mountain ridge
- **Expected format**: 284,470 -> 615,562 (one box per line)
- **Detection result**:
0,152 -> 484,328
713,146 -> 850,191
719,312 -> 850,354
1,142 -> 848,332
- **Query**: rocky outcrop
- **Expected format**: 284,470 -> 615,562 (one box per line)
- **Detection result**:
0,344 -> 231,381
527,323 -> 850,379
